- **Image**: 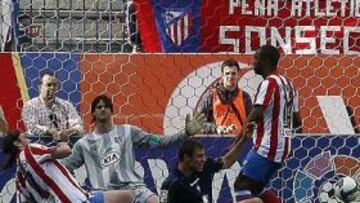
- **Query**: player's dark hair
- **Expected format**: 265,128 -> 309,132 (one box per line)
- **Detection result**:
2,130 -> 21,170
91,94 -> 113,113
178,139 -> 204,161
259,45 -> 280,68
91,94 -> 114,122
221,59 -> 240,73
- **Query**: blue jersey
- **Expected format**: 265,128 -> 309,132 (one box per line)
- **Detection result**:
160,158 -> 223,203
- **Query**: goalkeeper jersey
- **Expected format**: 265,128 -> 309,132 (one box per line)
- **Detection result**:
61,124 -> 187,190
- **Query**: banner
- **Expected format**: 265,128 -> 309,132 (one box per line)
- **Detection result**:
135,0 -> 360,54
0,52 -> 359,202
0,53 -> 24,130
78,54 -> 360,134
0,53 -> 359,133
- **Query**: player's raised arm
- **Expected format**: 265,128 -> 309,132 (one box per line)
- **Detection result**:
131,112 -> 206,148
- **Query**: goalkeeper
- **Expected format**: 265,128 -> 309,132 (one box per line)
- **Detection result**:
61,94 -> 206,203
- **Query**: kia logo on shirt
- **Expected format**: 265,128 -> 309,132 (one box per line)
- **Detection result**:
101,152 -> 120,167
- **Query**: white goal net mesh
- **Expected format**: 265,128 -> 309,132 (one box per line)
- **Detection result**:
0,0 -> 359,202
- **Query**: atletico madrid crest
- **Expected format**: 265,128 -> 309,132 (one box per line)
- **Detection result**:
164,10 -> 192,46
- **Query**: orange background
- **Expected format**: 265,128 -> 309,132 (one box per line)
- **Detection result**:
79,54 -> 360,134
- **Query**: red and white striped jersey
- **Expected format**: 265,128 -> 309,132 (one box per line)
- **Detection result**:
15,143 -> 89,203
253,74 -> 298,163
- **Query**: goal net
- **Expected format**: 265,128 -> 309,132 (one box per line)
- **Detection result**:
0,53 -> 359,202
0,0 -> 360,203
1,0 -> 137,52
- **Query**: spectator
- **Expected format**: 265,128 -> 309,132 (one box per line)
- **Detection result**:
160,138 -> 245,203
198,59 -> 252,136
61,94 -> 206,203
22,71 -> 83,141
1,130 -> 134,203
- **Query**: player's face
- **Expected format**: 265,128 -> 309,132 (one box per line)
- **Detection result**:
40,75 -> 58,102
253,50 -> 265,75
189,148 -> 206,173
93,100 -> 112,123
222,66 -> 240,90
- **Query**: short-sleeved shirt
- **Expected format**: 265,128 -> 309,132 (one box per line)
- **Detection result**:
22,97 -> 83,136
253,74 -> 298,162
160,158 -> 223,203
